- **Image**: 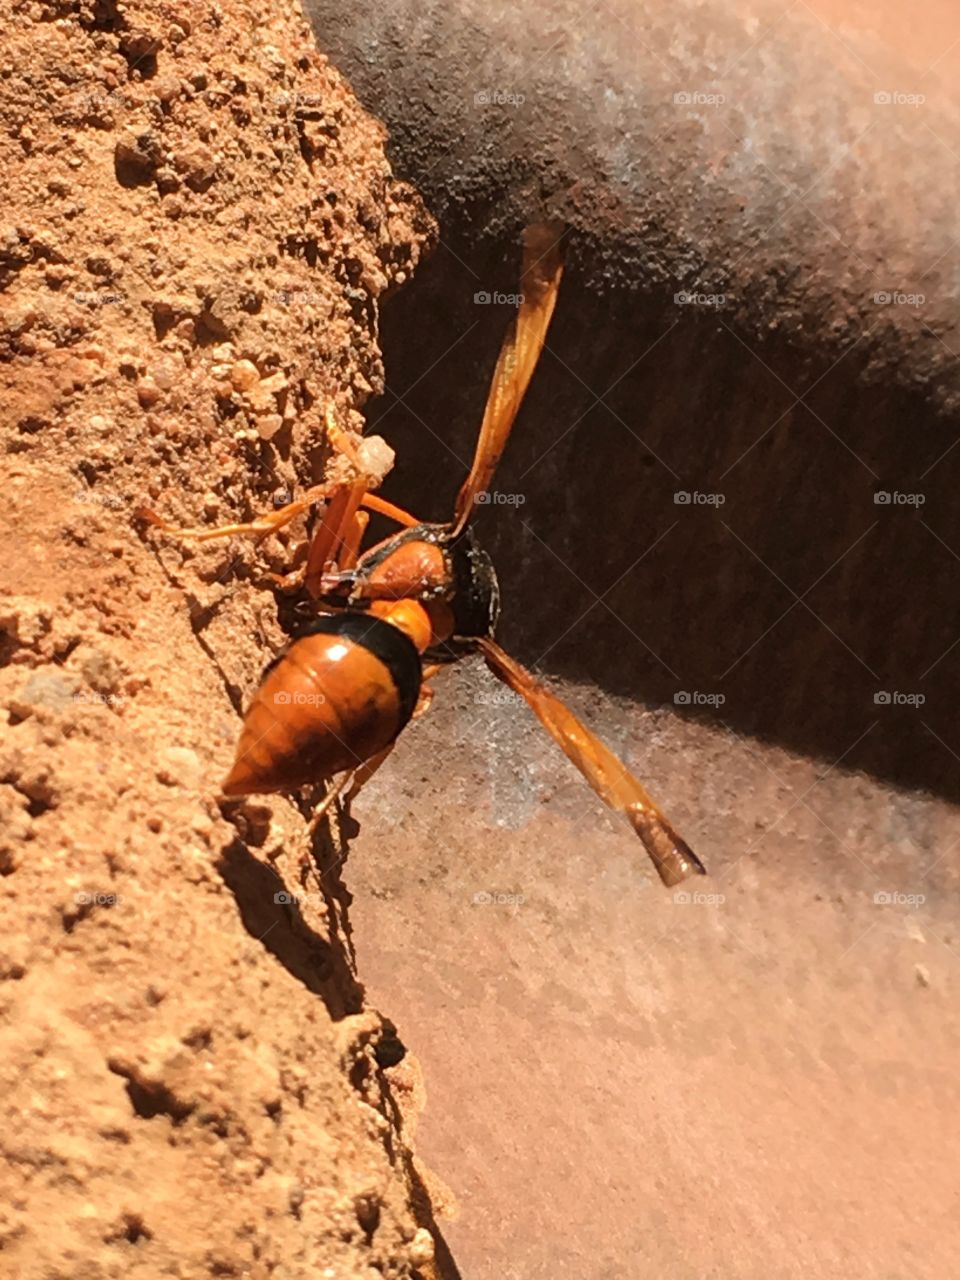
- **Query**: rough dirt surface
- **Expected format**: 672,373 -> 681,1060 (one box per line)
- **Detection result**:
0,2 -> 441,1277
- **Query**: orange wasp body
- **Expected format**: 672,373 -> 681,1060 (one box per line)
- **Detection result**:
147,224 -> 705,888
222,523 -> 498,799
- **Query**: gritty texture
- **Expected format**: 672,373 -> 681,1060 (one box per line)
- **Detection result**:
0,1 -> 441,1277
350,662 -> 960,1280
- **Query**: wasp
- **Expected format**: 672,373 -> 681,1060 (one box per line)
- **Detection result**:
143,224 -> 705,887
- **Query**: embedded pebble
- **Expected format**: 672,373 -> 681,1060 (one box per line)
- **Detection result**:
230,359 -> 259,392
156,747 -> 204,789
136,376 -> 162,408
409,1228 -> 435,1266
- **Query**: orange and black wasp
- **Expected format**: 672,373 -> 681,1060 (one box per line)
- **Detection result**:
144,224 -> 705,887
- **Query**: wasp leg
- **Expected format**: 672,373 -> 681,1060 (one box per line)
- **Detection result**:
136,404 -> 379,550
302,507 -> 369,601
342,681 -> 436,804
339,511 -> 369,572
136,485 -> 333,545
303,480 -> 370,597
309,746 -> 393,826
360,493 -> 421,529
265,541 -> 311,593
323,409 -> 365,469
303,403 -> 427,595
310,671 -> 439,823
303,490 -> 424,599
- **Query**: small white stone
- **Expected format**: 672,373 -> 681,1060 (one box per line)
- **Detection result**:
356,435 -> 395,485
409,1228 -> 434,1265
156,746 -> 204,789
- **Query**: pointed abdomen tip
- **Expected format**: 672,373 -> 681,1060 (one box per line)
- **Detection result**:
221,761 -> 256,797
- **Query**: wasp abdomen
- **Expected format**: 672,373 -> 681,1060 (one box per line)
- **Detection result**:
222,615 -> 421,797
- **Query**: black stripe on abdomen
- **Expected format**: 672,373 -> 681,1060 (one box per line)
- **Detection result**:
290,613 -> 422,731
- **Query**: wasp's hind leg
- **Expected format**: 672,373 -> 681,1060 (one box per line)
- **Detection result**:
310,670 -> 439,827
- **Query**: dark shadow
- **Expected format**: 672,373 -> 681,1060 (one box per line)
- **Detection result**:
410,1166 -> 464,1280
217,816 -> 458,1268
217,833 -> 364,1021
377,1073 -> 465,1280
368,234 -> 960,806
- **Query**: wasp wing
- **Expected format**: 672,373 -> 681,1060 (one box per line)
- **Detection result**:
479,640 -> 706,887
452,222 -> 565,534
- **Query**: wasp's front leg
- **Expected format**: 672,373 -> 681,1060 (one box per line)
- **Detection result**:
309,667 -> 441,825
136,484 -> 334,546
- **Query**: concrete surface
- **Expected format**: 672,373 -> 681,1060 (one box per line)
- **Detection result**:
369,242 -> 960,806
304,0 -> 960,804
296,2 -> 960,1276
307,0 -> 960,411
347,663 -> 959,1280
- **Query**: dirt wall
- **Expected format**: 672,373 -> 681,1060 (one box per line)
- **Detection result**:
0,2 -> 442,1276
